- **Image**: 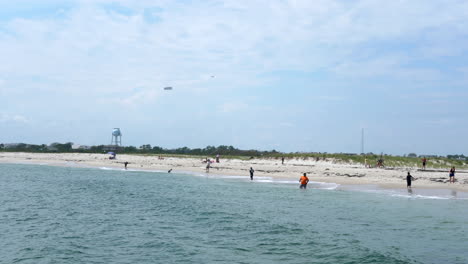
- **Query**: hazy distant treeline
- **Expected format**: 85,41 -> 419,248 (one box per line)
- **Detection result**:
1,143 -> 467,163
0,143 -> 279,157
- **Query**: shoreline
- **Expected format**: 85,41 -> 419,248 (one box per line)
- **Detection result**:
1,152 -> 468,195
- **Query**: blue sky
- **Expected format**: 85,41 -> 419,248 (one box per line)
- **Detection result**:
1,0 -> 468,155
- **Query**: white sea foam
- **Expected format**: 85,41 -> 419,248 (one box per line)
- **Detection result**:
206,176 -> 341,190
170,170 -> 342,190
99,167 -> 115,170
353,188 -> 467,200
98,166 -> 168,174
390,193 -> 450,200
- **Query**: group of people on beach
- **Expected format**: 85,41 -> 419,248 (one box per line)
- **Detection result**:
204,155 -> 221,172
364,156 -> 458,189
363,156 -> 384,168
405,158 -> 457,190
120,154 -> 457,190
202,155 -> 310,189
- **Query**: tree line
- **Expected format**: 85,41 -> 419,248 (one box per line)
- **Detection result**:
0,143 -> 279,157
1,142 -> 467,161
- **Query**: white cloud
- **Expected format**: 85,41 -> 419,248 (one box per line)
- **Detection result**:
317,95 -> 344,102
100,88 -> 162,106
279,122 -> 295,128
0,113 -> 30,123
1,0 -> 467,99
0,79 -> 5,93
220,102 -> 248,113
422,118 -> 458,126
1,0 -> 468,152
332,54 -> 445,82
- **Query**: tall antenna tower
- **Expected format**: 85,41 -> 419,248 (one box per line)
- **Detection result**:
361,128 -> 364,154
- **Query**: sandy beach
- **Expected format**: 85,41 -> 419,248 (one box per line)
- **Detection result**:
1,152 -> 467,192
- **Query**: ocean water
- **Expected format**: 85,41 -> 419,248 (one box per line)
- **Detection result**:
1,164 -> 467,264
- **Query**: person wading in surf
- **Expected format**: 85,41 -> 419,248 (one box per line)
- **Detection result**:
249,167 -> 255,180
406,172 -> 415,189
299,173 -> 309,189
206,159 -> 211,173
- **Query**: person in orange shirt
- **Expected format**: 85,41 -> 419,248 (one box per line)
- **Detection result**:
299,173 -> 309,189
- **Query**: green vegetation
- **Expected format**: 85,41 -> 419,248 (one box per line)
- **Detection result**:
0,143 -> 278,157
264,152 -> 468,169
1,143 -> 467,169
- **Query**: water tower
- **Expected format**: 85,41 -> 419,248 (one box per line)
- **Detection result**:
111,128 -> 122,146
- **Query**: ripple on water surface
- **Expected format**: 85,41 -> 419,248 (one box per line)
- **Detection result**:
0,163 -> 467,264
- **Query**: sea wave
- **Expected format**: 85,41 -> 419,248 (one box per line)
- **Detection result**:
355,188 -> 468,200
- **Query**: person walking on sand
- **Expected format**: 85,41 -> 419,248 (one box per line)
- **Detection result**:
377,158 -> 384,168
124,161 -> 128,170
216,154 -> 220,163
299,173 -> 309,189
249,167 -> 255,180
449,167 -> 456,183
206,160 -> 211,173
406,172 -> 415,189
422,157 -> 427,170
281,157 -> 285,165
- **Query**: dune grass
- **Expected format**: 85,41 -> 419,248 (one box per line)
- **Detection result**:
132,152 -> 468,169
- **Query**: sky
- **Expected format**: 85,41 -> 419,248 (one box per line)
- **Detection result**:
1,0 -> 468,155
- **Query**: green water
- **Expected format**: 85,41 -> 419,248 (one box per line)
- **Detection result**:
1,164 -> 467,263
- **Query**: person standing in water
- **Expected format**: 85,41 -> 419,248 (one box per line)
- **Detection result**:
449,167 -> 456,183
206,160 -> 211,173
299,173 -> 309,189
422,157 -> 427,170
406,172 -> 415,189
124,161 -> 128,170
281,157 -> 285,165
249,167 -> 255,180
